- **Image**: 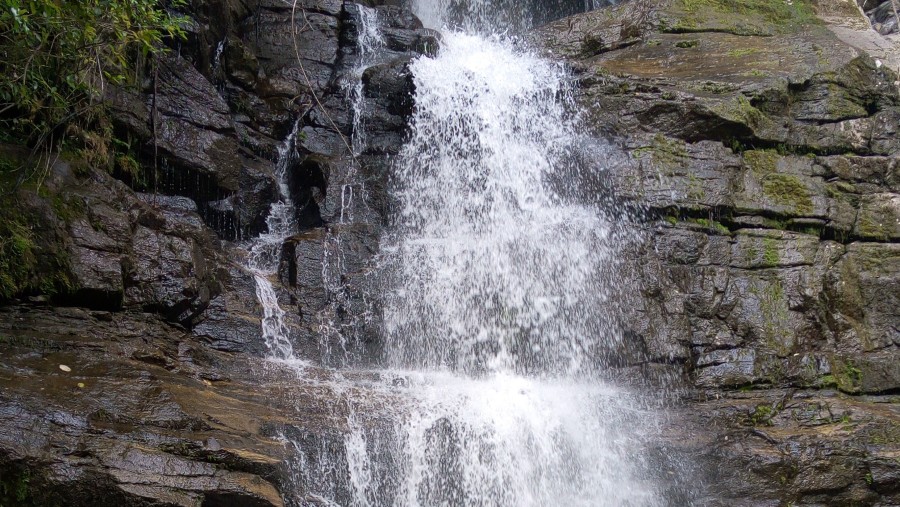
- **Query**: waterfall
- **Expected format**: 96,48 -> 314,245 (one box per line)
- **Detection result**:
326,2 -> 658,505
270,2 -> 662,505
380,32 -> 620,377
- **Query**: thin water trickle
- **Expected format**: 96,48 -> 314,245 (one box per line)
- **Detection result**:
316,5 -> 386,363
247,120 -> 301,362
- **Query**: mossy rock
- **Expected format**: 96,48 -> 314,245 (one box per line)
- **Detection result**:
761,173 -> 814,215
663,0 -> 819,36
0,150 -> 77,301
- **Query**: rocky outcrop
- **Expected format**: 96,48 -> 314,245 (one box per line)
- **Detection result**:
536,1 -> 900,504
0,0 -> 432,504
0,305 -> 386,507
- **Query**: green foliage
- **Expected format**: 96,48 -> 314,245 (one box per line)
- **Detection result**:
0,217 -> 35,299
748,404 -> 775,426
0,157 -> 75,300
0,467 -> 31,506
0,0 -> 186,156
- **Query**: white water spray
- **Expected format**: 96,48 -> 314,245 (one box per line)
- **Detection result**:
327,9 -> 659,507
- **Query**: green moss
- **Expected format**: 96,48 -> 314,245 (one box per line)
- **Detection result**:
675,39 -> 700,48
748,404 -> 775,426
0,182 -> 76,301
698,81 -> 738,95
868,422 -> 900,445
762,174 -> 814,215
831,358 -> 863,393
689,218 -> 731,235
762,237 -> 779,267
762,218 -> 788,230
758,279 -> 792,356
581,35 -> 605,56
727,48 -> 759,58
856,204 -> 893,241
0,218 -> 37,300
714,95 -> 768,130
633,134 -> 688,171
669,0 -> 818,35
744,149 -> 780,175
820,374 -> 838,388
0,467 -> 32,505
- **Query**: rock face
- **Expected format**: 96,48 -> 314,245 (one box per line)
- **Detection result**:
0,0 -> 898,505
0,0 -> 431,504
534,1 -> 900,505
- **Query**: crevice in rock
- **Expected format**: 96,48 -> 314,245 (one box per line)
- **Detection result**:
288,155 -> 329,229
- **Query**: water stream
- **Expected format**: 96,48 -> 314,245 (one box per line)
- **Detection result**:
250,1 -> 661,505
247,120 -> 300,362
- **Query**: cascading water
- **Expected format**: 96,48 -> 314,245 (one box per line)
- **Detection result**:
271,1 -> 663,505
248,121 -> 300,362
381,33 -> 620,377
330,25 -> 659,507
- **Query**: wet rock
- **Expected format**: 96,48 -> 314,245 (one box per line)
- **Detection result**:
123,226 -> 211,325
0,308 -> 289,507
534,2 -> 900,502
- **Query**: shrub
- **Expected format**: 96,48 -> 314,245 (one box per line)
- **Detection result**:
0,0 -> 186,176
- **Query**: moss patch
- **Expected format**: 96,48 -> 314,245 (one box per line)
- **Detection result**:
714,95 -> 769,130
762,174 -> 814,215
0,154 -> 76,301
0,466 -> 33,506
831,358 -> 863,394
689,218 -> 731,235
748,404 -> 776,426
744,149 -> 780,175
762,237 -> 779,266
667,0 -> 818,35
675,39 -> 700,48
632,134 -> 688,172
755,278 -> 793,356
